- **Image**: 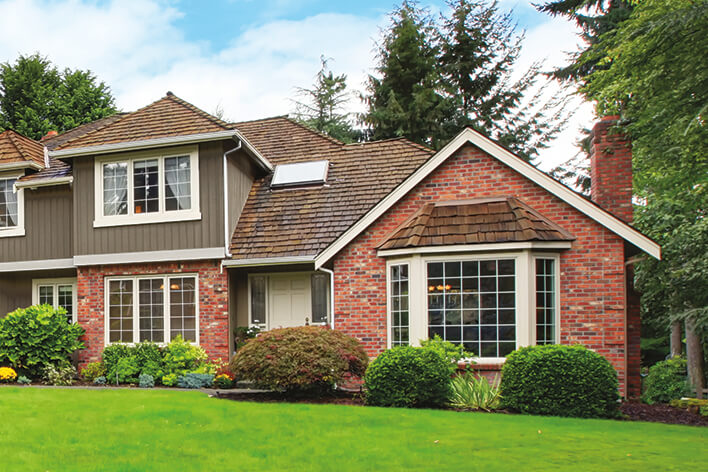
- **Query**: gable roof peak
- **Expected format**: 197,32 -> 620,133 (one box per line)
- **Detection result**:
0,129 -> 45,169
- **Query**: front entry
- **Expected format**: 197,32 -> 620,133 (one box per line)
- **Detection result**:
268,273 -> 312,328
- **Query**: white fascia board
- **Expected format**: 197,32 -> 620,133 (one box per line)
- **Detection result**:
315,128 -> 660,268
222,255 -> 315,268
377,241 -> 573,258
15,176 -> 73,189
73,247 -> 226,266
0,162 -> 42,171
232,130 -> 273,172
49,131 -> 240,158
0,258 -> 75,273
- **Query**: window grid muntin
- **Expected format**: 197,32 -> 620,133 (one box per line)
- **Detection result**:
38,285 -> 54,306
138,278 -> 164,342
169,277 -> 197,342
0,178 -> 18,228
133,159 -> 160,214
427,259 -> 516,357
106,275 -> 198,345
102,162 -> 129,216
108,280 -> 134,343
536,258 -> 556,345
57,285 -> 74,323
390,264 -> 410,346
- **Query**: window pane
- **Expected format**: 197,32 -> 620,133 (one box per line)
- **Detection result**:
139,279 -> 164,342
57,285 -> 74,323
103,162 -> 128,216
133,159 -> 159,214
108,280 -> 133,342
170,277 -> 197,342
38,285 -> 54,306
164,156 -> 192,211
390,264 -> 410,346
427,259 -> 516,358
0,178 -> 18,228
311,273 -> 329,324
536,259 -> 556,345
250,276 -> 266,325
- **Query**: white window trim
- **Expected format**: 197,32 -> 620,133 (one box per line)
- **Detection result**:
247,271 -> 331,330
0,172 -> 25,238
103,273 -> 200,346
385,250 -> 562,365
31,277 -> 78,323
93,145 -> 201,228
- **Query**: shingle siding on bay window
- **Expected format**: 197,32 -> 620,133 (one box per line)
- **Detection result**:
331,143 -> 635,396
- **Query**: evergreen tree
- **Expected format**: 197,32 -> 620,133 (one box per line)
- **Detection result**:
0,53 -> 116,140
292,57 -> 357,143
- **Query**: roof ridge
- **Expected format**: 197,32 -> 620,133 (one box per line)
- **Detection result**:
344,136 -> 434,154
279,116 -> 345,146
230,115 -> 290,126
509,197 -> 575,240
165,92 -> 232,129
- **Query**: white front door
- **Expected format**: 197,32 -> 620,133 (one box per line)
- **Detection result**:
268,274 -> 311,328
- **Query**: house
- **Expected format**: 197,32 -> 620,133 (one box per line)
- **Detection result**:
0,94 -> 660,397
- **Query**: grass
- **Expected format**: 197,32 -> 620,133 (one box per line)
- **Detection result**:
2,387 -> 706,471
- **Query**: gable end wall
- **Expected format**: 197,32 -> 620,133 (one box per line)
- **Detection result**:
332,143 -> 634,395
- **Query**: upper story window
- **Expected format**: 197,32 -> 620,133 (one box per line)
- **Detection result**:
0,174 -> 24,237
95,146 -> 200,227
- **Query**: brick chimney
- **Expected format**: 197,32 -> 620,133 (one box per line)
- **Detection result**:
590,116 -> 633,223
41,130 -> 58,141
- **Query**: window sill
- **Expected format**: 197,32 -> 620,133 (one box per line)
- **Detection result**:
458,357 -> 506,370
93,211 -> 201,228
0,227 -> 25,238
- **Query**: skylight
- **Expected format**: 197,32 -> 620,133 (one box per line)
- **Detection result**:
271,160 -> 329,188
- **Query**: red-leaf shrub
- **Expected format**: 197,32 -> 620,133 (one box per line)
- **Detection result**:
229,326 -> 368,393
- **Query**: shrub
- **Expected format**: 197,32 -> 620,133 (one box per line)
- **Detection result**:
162,373 -> 178,387
133,342 -> 164,378
420,335 -> 473,375
162,336 -> 208,378
177,373 -> 214,389
139,374 -> 155,389
17,375 -> 31,385
102,342 -> 165,384
102,344 -> 133,382
43,363 -> 76,386
0,366 -> 17,382
93,376 -> 107,386
80,362 -> 106,382
500,345 -> 619,418
0,305 -> 84,377
364,346 -> 451,408
234,326 -> 261,351
449,372 -> 501,411
670,398 -> 708,417
214,373 -> 234,389
642,357 -> 691,404
230,326 -> 368,393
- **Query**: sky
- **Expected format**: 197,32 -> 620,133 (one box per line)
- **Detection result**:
0,0 -> 596,170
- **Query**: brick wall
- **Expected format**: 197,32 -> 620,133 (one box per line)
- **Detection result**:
76,259 -> 229,367
590,116 -> 634,223
332,142 -> 635,395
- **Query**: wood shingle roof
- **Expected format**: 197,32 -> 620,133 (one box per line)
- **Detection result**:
0,130 -> 45,168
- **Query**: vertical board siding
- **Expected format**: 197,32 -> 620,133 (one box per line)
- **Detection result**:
73,142 -> 229,255
0,185 -> 73,263
0,268 -> 76,316
226,143 -> 256,241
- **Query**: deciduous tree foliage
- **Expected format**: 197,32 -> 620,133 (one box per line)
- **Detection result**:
0,53 -> 117,140
362,0 -> 568,160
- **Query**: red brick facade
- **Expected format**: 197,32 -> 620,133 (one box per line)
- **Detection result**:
76,259 -> 229,367
331,142 -> 638,396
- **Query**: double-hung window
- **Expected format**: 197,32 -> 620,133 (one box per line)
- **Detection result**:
95,146 -> 199,227
106,275 -> 198,344
32,278 -> 77,323
0,174 -> 24,237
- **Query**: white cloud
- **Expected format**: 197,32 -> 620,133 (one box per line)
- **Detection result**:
0,0 -> 592,169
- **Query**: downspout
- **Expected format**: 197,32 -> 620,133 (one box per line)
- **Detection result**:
223,139 -> 242,259
319,267 -> 335,329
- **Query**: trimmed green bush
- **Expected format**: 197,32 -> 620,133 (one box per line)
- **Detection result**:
500,345 -> 619,418
177,373 -> 214,389
80,361 -> 106,382
230,326 -> 368,393
420,335 -> 472,375
139,374 -> 155,388
0,304 -> 84,377
364,346 -> 451,408
162,335 -> 208,378
642,357 -> 691,404
43,363 -> 76,386
133,342 -> 164,378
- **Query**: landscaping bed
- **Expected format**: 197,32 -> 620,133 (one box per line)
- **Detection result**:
620,402 -> 708,427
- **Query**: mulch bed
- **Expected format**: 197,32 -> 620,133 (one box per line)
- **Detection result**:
620,402 -> 708,427
215,390 -> 366,406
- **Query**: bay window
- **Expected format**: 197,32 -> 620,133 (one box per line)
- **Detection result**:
390,264 -> 409,346
95,146 -> 199,227
106,275 -> 199,344
535,258 -> 557,345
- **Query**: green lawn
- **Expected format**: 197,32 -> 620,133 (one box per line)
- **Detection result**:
1,387 -> 705,471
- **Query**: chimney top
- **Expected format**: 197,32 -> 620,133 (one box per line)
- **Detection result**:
41,130 -> 58,141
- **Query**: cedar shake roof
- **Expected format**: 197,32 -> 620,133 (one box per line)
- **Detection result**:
229,119 -> 434,260
17,158 -> 72,183
42,114 -> 127,151
378,197 -> 575,250
0,130 -> 45,168
55,93 -> 231,150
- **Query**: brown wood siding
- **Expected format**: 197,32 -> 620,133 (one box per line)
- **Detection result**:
0,185 -> 73,263
0,268 -> 76,316
73,142 -> 228,255
226,143 -> 256,242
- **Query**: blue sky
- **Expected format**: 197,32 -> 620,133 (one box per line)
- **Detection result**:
0,0 -> 593,169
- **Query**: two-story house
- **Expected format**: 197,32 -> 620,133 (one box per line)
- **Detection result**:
0,93 -> 660,397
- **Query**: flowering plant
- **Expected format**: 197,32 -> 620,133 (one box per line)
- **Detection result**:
0,366 -> 17,382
